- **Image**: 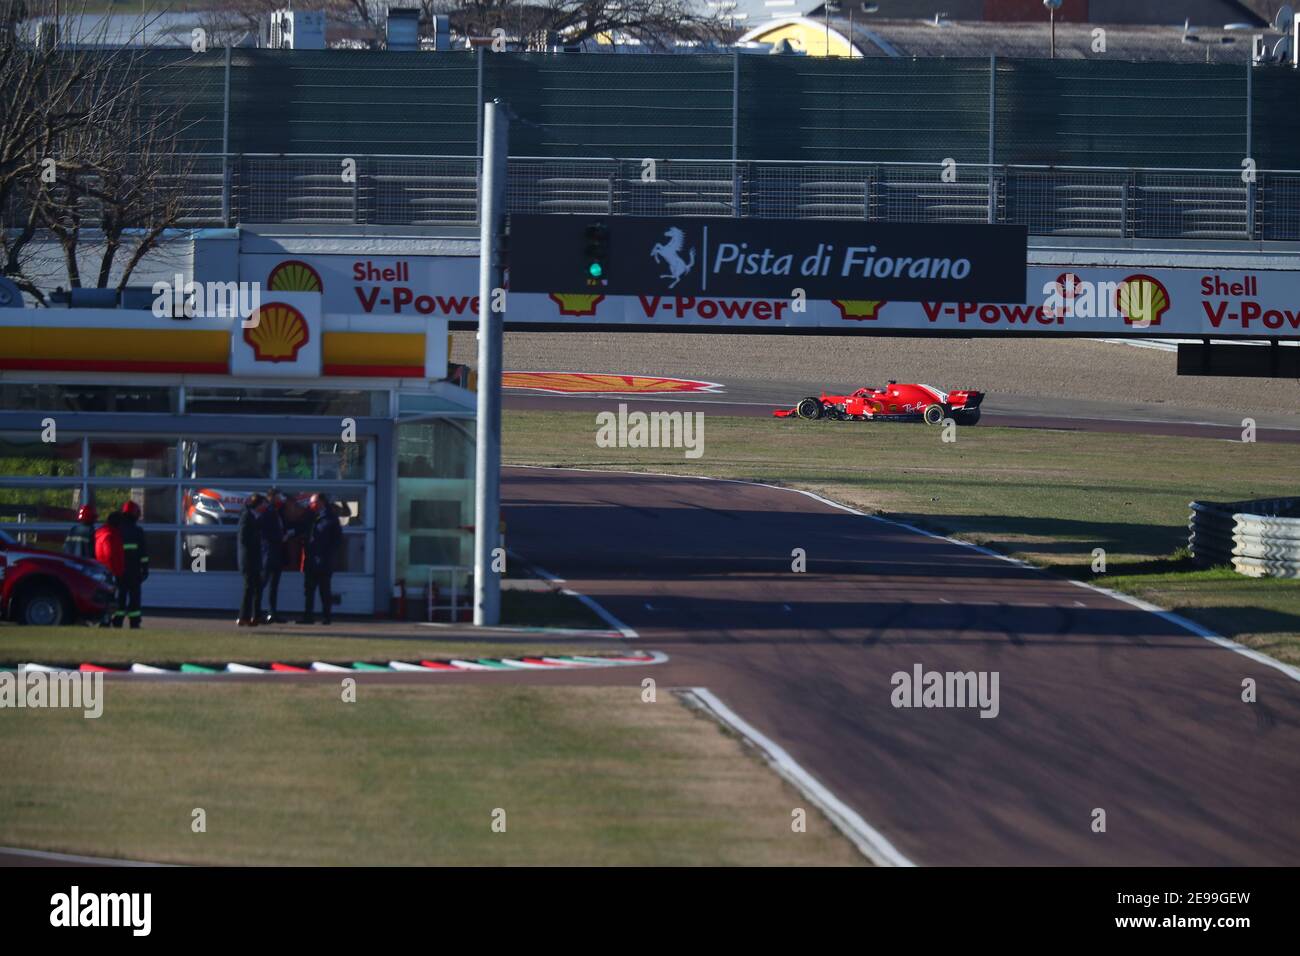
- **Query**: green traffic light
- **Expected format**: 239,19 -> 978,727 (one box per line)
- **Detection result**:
588,261 -> 604,278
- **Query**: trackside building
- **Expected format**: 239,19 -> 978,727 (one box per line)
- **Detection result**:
0,266 -> 475,617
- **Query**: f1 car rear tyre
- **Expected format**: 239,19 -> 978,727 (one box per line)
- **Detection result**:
922,403 -> 946,426
18,587 -> 71,626
796,397 -> 823,420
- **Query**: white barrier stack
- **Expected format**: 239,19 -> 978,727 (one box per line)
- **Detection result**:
1189,497 -> 1300,578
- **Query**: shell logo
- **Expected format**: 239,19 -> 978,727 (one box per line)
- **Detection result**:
832,300 -> 888,321
548,293 -> 605,317
1055,272 -> 1084,297
1115,274 -> 1171,327
266,260 -> 324,293
502,372 -> 721,394
244,303 -> 310,363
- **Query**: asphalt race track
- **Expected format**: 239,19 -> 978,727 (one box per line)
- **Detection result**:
9,468 -> 1297,867
500,466 -> 1300,866
503,392 -> 1300,443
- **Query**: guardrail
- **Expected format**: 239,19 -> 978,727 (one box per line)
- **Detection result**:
426,564 -> 473,623
20,154 -> 1300,241
241,156 -> 1300,240
1189,498 -> 1300,578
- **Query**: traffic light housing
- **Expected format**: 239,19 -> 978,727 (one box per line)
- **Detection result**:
584,221 -> 609,281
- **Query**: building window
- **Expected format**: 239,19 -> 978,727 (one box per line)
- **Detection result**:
90,486 -> 177,525
277,440 -> 369,482
396,419 -> 474,586
0,433 -> 376,583
184,387 -> 388,417
90,440 -> 178,479
182,439 -> 273,479
0,484 -> 81,524
0,435 -> 82,477
0,384 -> 176,413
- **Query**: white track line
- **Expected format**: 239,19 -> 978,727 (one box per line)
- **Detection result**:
679,688 -> 914,868
513,465 -> 1300,685
990,411 -> 1300,432
510,552 -> 639,640
0,845 -> 173,867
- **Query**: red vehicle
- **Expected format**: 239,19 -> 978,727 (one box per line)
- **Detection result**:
0,528 -> 117,626
774,380 -> 984,425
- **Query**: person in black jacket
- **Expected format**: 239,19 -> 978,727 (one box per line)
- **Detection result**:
298,492 -> 341,625
236,493 -> 266,627
258,488 -> 289,624
117,500 -> 149,629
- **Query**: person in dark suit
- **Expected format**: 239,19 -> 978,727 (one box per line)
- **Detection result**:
298,493 -> 341,625
258,488 -> 289,624
236,493 -> 266,627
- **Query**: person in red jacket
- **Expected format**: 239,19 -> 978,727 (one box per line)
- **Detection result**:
93,511 -> 125,627
94,510 -> 125,576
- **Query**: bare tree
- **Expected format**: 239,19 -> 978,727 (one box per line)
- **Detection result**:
0,1 -> 195,304
35,69 -> 196,293
195,0 -> 727,49
427,0 -> 731,49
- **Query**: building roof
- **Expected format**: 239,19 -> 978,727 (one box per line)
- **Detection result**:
746,15 -> 1285,61
801,0 -> 1268,27
21,13 -> 255,48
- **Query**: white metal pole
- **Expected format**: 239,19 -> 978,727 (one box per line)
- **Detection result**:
474,100 -> 508,627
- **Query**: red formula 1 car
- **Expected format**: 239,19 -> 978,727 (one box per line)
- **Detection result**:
774,381 -> 984,425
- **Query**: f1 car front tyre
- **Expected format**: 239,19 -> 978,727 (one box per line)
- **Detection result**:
796,397 -> 823,420
922,403 -> 946,426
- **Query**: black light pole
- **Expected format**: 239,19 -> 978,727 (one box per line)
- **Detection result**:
1044,0 -> 1062,59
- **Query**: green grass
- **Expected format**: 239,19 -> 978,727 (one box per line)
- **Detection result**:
504,411 -> 1300,665
0,683 -> 863,866
0,624 -> 617,667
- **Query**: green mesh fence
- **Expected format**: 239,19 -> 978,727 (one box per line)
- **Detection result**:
739,57 -> 992,164
132,50 -> 228,153
53,50 -> 1300,168
226,49 -> 480,155
992,59 -> 1249,168
485,53 -> 733,158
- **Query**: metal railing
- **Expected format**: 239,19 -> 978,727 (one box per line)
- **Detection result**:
79,154 -> 1300,241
